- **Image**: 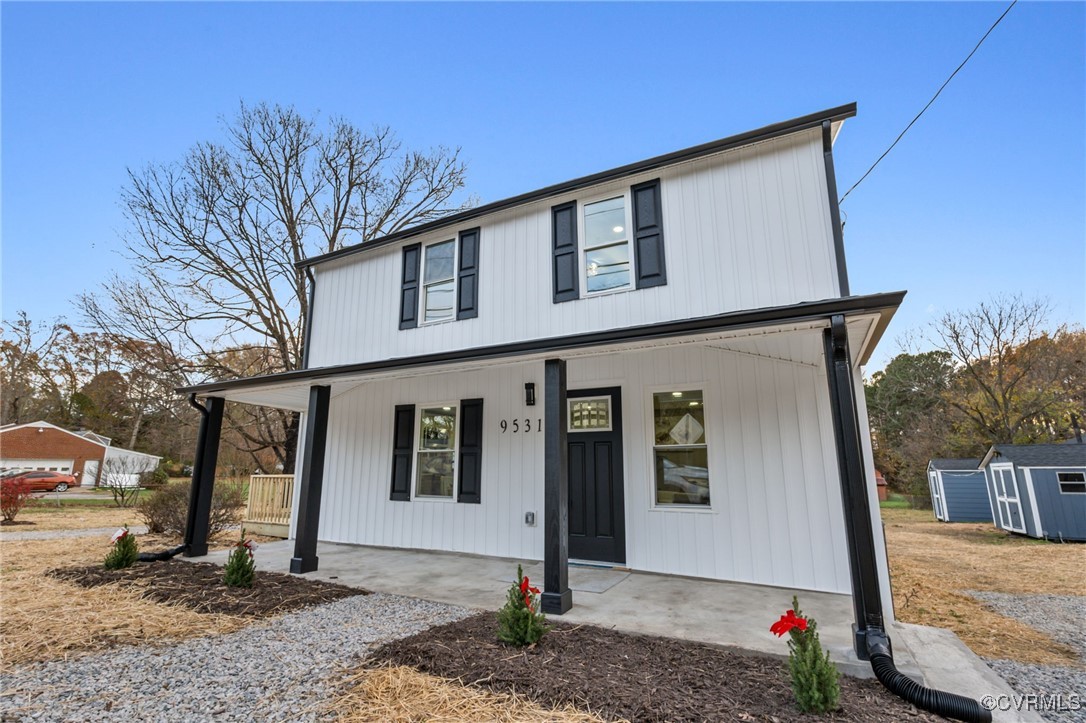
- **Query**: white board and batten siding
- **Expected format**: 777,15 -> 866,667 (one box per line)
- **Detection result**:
307,129 -> 841,369
309,343 -> 853,596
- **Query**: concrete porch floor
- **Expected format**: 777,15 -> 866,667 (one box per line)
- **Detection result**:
194,540 -> 1033,721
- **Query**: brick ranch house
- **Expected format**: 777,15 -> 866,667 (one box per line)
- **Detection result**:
0,421 -> 161,487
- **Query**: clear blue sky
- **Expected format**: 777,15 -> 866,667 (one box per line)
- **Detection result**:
3,2 -> 1083,371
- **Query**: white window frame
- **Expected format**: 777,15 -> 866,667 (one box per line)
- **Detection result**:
991,463 -> 1026,533
578,190 -> 636,298
412,401 -> 460,501
567,396 -> 613,433
646,384 -> 713,511
419,238 -> 458,326
1057,471 -> 1086,494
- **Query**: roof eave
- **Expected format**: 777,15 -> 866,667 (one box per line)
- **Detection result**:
297,103 -> 858,270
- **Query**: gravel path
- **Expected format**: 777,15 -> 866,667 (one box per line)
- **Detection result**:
970,591 -> 1086,723
0,525 -> 148,542
0,593 -> 472,722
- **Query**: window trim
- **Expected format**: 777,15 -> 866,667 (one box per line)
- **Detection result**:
578,190 -> 637,298
646,384 -> 712,510
418,238 -> 458,326
567,395 -> 613,433
1057,471 -> 1086,495
411,401 -> 460,501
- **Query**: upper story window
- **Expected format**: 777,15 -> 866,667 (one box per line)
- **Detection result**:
583,196 -> 633,294
422,240 -> 456,323
552,179 -> 666,304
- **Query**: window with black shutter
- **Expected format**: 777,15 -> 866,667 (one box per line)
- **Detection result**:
456,228 -> 480,320
458,398 -> 484,503
552,201 -> 579,303
399,244 -> 421,330
390,405 -> 415,501
631,179 -> 667,288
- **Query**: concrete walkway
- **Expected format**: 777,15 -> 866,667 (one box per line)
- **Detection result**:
193,539 -> 1034,722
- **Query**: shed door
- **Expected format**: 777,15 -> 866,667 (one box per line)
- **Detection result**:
993,466 -> 1026,533
929,472 -> 945,520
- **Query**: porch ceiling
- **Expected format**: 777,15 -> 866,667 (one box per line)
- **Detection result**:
183,304 -> 890,412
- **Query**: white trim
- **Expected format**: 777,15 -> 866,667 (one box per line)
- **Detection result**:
578,190 -> 637,298
1022,468 -> 1044,536
418,238 -> 458,326
644,383 -> 712,511
411,401 -> 460,500
1056,471 -> 1086,494
938,473 -> 950,521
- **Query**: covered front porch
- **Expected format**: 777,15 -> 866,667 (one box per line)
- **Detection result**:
177,293 -> 903,659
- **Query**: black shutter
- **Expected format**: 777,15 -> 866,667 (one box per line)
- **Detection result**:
456,228 -> 480,320
631,179 -> 667,288
552,201 -> 579,303
390,404 -> 415,501
399,244 -> 422,329
458,398 -> 483,503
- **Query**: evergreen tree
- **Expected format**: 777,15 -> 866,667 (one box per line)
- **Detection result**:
496,564 -> 548,646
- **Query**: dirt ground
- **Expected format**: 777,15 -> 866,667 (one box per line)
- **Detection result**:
881,508 -> 1086,666
367,613 -> 941,723
3,503 -> 143,531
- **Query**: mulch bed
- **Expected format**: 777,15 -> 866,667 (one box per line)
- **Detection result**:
368,613 -> 942,722
50,560 -> 366,617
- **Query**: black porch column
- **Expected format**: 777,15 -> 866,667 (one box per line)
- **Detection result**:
291,385 -> 331,574
823,314 -> 885,658
183,395 -> 225,557
541,358 -> 573,614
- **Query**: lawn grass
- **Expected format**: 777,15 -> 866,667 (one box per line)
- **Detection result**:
879,493 -> 911,509
881,507 -> 1086,665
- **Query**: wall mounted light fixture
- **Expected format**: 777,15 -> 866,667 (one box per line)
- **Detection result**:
525,382 -> 536,406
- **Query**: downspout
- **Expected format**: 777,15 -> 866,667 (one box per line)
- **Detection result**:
824,316 -> 991,723
182,393 -> 210,552
301,266 -> 316,370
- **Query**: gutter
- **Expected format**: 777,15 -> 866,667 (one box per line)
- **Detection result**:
296,103 -> 858,270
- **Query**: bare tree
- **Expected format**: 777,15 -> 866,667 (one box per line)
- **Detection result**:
0,312 -> 68,424
81,102 -> 473,470
100,454 -> 153,508
932,295 -> 1074,443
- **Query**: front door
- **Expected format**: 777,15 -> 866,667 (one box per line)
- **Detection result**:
567,387 -> 625,564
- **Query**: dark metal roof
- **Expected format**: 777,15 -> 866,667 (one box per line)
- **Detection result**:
298,103 -> 858,269
985,444 -> 1086,468
929,458 -> 983,471
177,289 -> 903,397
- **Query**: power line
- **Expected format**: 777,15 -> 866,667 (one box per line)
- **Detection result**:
839,0 -> 1018,205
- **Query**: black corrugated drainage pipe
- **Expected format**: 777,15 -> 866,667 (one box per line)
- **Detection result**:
823,316 -> 991,722
866,629 -> 992,722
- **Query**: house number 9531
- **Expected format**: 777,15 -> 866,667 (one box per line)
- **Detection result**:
500,419 -> 542,433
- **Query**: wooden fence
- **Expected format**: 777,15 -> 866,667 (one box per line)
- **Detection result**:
244,474 -> 294,538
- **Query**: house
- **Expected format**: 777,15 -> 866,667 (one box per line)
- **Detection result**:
980,443 -> 1086,541
0,421 -> 162,488
177,104 -> 904,657
926,459 -> 993,523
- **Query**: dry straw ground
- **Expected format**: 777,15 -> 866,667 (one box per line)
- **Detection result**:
882,508 -> 1086,665
6,502 -> 141,531
330,665 -> 610,723
0,533 -> 249,670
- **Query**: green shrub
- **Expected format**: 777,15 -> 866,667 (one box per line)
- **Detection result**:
104,527 -> 139,570
137,481 -> 245,536
772,595 -> 840,714
223,531 -> 256,588
496,564 -> 549,646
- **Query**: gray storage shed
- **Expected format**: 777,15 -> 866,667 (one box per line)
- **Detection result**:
927,459 -> 993,523
980,444 -> 1086,541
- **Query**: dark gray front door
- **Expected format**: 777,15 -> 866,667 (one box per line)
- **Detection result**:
568,387 -> 625,564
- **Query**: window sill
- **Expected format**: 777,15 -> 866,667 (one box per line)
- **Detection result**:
649,505 -> 717,514
412,495 -> 457,503
581,285 -> 634,300
417,317 -> 458,328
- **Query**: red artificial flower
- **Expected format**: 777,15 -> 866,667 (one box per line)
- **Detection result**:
520,576 -> 540,610
770,609 -> 809,637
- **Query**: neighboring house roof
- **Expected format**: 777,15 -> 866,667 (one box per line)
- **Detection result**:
979,443 -> 1086,469
298,103 -> 858,270
929,458 -> 983,471
75,430 -> 112,445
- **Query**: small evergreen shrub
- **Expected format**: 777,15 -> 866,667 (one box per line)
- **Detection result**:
496,564 -> 548,646
104,527 -> 139,570
1,478 -> 33,522
771,595 -> 840,714
223,531 -> 256,588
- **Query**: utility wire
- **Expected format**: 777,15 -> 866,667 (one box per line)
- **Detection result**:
839,0 -> 1018,204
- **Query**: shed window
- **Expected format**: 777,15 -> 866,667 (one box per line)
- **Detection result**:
652,390 -> 709,506
1057,472 -> 1086,494
583,196 -> 633,294
422,240 -> 456,323
415,405 -> 458,498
